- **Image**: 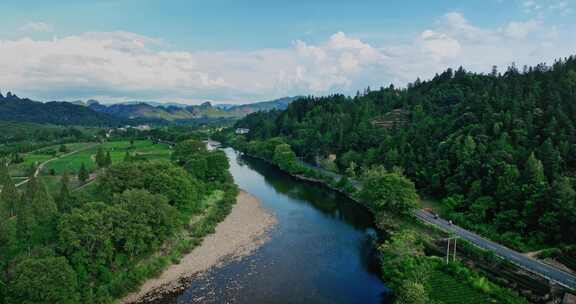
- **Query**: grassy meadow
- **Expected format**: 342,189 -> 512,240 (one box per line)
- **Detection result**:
8,140 -> 172,194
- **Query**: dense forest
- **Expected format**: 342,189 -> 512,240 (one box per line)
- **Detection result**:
0,92 -> 126,126
231,56 -> 576,250
0,122 -> 99,158
0,136 -> 234,303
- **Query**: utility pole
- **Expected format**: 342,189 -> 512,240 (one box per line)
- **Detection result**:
443,237 -> 458,264
453,238 -> 457,262
446,238 -> 450,264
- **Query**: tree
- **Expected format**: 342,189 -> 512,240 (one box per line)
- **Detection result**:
184,156 -> 208,180
95,147 -> 106,168
345,161 -> 358,178
58,202 -> 115,272
0,170 -> 15,251
58,171 -> 73,213
7,257 -> 80,304
522,153 -> 548,228
394,280 -> 430,304
0,211 -> 13,254
538,138 -> 562,181
379,229 -> 432,291
231,57 -> 576,247
17,176 -> 58,250
16,198 -> 36,255
59,144 -> 68,153
0,160 -> 10,185
273,143 -> 301,174
111,189 -> 178,258
23,176 -> 57,222
205,151 -> 230,182
104,151 -> 112,167
78,163 -> 89,184
98,160 -> 202,210
172,140 -> 207,165
495,164 -> 520,205
0,173 -> 18,218
541,177 -> 576,242
26,164 -> 36,178
123,151 -> 132,162
358,166 -> 420,216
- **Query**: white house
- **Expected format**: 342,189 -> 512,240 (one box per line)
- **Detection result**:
235,128 -> 250,134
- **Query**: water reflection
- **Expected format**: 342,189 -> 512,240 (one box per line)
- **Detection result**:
155,148 -> 389,304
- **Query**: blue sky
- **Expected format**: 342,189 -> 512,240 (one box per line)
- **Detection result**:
0,0 -> 575,104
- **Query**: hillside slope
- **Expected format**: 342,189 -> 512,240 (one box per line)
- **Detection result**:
0,92 -> 124,126
233,56 -> 576,250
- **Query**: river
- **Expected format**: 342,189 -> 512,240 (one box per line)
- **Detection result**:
157,148 -> 389,303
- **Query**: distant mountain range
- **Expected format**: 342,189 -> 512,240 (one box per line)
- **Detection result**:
0,92 -> 124,126
0,92 -> 298,126
78,96 -> 298,122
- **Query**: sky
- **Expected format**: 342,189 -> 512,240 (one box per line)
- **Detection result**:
0,0 -> 575,104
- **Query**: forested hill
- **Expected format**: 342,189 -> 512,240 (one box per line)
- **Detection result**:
0,92 -> 124,126
233,56 -> 576,249
223,96 -> 298,114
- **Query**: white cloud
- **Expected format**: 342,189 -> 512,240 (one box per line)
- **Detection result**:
521,0 -> 574,16
439,12 -> 497,42
504,19 -> 542,39
549,1 -> 573,15
523,0 -> 542,13
19,21 -> 53,33
419,30 -> 462,58
1,12 -> 574,103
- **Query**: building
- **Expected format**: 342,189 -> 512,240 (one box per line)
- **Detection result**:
135,125 -> 151,131
235,128 -> 250,134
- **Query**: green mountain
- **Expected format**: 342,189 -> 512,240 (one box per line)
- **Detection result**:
0,93 -> 297,127
0,92 -> 124,126
233,56 -> 576,249
220,97 -> 298,114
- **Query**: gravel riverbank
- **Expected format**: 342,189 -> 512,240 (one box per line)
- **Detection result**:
122,190 -> 277,304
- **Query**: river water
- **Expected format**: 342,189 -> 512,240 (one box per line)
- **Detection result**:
160,148 -> 389,304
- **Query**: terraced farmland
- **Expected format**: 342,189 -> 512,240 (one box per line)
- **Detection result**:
428,271 -> 495,304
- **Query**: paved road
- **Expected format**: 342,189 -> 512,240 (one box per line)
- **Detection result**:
298,160 -> 576,290
416,209 -> 576,290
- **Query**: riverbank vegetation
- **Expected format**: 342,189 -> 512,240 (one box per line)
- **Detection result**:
0,137 -> 236,304
217,135 -> 530,303
221,57 -> 576,254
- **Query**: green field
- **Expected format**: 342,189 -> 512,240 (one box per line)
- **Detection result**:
8,142 -> 94,177
428,271 -> 494,304
9,154 -> 52,177
8,140 -> 172,195
41,140 -> 172,175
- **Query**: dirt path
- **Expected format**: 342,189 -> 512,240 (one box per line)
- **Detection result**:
15,143 -> 99,188
122,190 -> 277,304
